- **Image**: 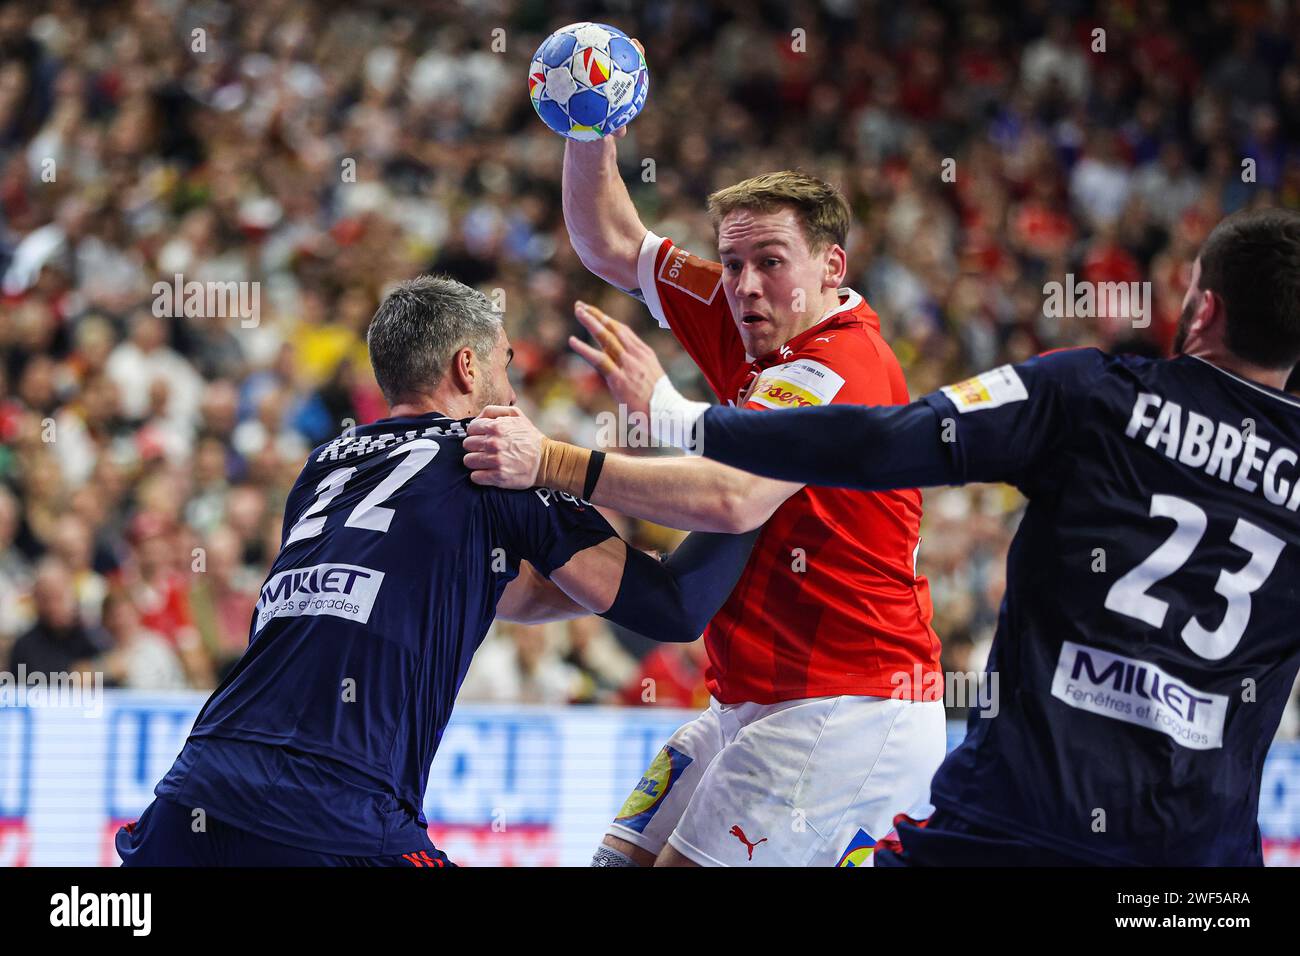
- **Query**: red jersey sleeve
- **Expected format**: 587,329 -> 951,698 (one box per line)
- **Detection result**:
635,231 -> 745,401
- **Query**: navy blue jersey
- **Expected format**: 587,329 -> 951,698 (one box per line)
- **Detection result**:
923,350 -> 1300,865
156,412 -> 617,856
698,349 -> 1300,865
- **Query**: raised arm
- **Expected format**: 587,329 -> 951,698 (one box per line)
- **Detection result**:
563,137 -> 647,291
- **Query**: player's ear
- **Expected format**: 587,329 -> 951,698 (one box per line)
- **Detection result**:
1200,288 -> 1226,338
824,243 -> 847,289
451,346 -> 476,395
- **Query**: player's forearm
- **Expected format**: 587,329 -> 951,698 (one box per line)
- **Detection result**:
589,453 -> 786,533
531,434 -> 789,532
698,402 -> 963,491
496,561 -> 589,624
563,138 -> 645,289
517,589 -> 589,624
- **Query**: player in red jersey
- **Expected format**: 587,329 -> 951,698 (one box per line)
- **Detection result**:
466,154 -> 945,866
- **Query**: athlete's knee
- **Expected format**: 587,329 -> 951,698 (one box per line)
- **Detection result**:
593,834 -> 656,867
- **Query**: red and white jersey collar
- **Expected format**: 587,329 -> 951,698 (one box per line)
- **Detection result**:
746,287 -> 873,366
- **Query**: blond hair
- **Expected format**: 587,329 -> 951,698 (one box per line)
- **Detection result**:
706,171 -> 850,252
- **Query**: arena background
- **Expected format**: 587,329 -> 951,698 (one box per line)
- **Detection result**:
0,0 -> 1298,865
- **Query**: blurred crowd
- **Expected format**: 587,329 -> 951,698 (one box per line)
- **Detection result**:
1,0 -> 1298,731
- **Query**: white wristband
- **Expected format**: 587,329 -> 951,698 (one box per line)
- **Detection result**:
649,375 -> 709,455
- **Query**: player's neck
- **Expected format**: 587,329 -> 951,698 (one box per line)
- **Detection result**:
390,390 -> 472,420
782,290 -> 845,344
812,289 -> 846,323
1184,343 -> 1293,393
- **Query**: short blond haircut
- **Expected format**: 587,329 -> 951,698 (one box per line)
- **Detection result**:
706,171 -> 850,253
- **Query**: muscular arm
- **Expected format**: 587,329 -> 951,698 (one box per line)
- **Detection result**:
485,469 -> 757,642
464,410 -> 801,533
495,560 -> 589,624
563,138 -> 646,291
585,454 -> 799,534
698,351 -> 1100,494
698,401 -> 962,491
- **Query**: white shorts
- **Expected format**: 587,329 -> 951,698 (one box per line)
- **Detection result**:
606,694 -> 947,867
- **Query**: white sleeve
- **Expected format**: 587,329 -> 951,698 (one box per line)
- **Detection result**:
649,375 -> 709,454
635,229 -> 670,329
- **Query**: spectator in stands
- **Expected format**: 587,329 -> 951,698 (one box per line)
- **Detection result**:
459,622 -> 584,705
188,525 -> 258,682
95,587 -> 187,690
121,512 -> 212,688
7,555 -> 104,676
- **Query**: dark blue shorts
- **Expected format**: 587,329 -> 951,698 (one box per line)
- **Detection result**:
873,808 -> 1089,867
116,797 -> 455,867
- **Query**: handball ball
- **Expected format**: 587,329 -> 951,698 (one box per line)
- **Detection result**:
528,22 -> 649,141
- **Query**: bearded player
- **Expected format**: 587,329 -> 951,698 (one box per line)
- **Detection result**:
464,151 -> 945,863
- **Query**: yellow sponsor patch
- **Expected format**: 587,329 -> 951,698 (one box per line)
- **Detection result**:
940,365 -> 1028,413
748,359 -> 845,409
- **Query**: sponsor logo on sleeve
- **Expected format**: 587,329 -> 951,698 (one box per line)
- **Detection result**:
254,563 -> 385,635
1050,641 -> 1228,750
657,246 -> 723,304
748,359 -> 845,409
941,365 -> 1028,413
